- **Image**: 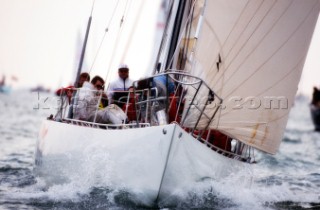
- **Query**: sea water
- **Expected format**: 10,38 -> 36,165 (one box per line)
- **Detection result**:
0,90 -> 319,210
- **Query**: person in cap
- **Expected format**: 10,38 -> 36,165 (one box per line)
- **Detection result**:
107,64 -> 133,106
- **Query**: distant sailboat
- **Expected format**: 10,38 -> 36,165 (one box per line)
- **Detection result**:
35,0 -> 320,205
0,75 -> 11,94
311,87 -> 320,131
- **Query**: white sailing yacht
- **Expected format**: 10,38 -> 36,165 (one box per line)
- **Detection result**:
35,0 -> 320,204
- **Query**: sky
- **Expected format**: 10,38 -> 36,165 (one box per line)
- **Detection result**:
298,13 -> 320,97
0,0 -> 319,97
0,0 -> 163,90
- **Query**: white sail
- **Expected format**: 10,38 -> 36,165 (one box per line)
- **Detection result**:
183,0 -> 320,154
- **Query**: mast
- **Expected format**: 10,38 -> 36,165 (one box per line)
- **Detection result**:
152,0 -> 175,74
152,0 -> 193,74
68,1 -> 95,119
164,0 -> 188,70
74,1 -> 95,87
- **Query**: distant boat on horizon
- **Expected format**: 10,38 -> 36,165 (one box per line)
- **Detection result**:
0,75 -> 11,94
311,87 -> 320,131
30,85 -> 51,93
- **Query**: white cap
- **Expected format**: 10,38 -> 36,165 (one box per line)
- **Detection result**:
118,64 -> 129,70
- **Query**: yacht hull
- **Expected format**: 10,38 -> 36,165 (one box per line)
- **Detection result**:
35,120 -> 243,203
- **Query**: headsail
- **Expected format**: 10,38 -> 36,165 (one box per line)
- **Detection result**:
182,0 -> 320,154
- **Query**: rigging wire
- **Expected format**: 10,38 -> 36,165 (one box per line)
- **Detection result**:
120,1 -> 145,64
104,0 -> 132,87
88,0 -> 121,75
92,0 -> 131,122
92,0 -> 132,122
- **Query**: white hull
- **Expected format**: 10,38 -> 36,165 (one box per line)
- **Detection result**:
35,120 -> 244,203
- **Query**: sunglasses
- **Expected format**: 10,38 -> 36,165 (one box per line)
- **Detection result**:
95,84 -> 104,90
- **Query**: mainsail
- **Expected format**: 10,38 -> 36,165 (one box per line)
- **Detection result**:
181,0 -> 320,154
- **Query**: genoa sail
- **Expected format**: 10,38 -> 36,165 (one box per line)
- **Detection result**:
181,0 -> 320,154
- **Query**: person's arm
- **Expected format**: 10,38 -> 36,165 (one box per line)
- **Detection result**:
55,88 -> 63,96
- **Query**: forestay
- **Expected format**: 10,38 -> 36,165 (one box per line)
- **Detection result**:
182,0 -> 320,154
